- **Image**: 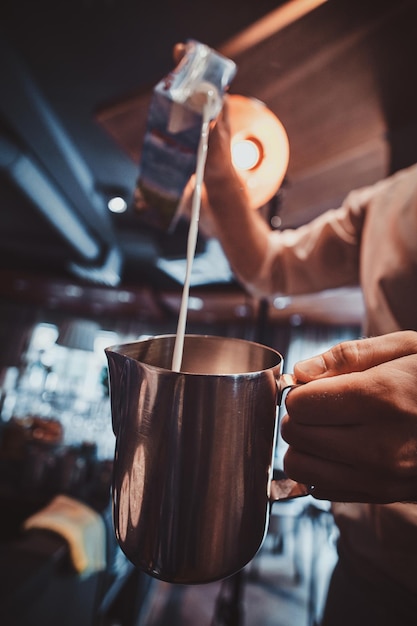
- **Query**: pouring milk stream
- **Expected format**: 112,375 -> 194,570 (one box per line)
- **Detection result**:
171,85 -> 219,371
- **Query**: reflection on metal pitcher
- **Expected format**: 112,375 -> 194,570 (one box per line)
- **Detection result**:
105,334 -> 308,585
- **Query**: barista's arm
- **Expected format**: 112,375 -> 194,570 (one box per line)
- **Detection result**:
203,98 -> 273,287
203,98 -> 365,297
174,43 -> 365,297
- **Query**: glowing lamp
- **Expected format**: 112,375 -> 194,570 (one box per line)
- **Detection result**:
228,94 -> 289,210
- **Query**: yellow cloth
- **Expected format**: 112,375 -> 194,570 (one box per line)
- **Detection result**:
23,494 -> 106,576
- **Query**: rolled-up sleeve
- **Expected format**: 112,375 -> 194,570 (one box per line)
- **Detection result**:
242,188 -> 368,298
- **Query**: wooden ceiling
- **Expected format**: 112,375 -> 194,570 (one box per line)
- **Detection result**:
98,0 -> 417,231
2,0 -> 417,327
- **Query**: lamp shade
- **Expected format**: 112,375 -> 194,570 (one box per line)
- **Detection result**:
228,94 -> 289,210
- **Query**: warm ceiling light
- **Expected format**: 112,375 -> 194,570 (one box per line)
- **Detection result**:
228,94 -> 289,209
232,138 -> 262,170
220,0 -> 328,57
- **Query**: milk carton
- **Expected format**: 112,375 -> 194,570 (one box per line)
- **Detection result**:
134,40 -> 237,230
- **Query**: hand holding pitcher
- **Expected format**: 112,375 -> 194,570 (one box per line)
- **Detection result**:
281,331 -> 417,504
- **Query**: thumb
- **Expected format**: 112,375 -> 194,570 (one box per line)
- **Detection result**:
294,330 -> 417,381
173,43 -> 186,64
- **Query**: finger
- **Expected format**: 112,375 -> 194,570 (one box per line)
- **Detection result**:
207,94 -> 232,139
286,352 -> 417,426
283,447 -> 417,503
294,330 -> 417,381
283,448 -> 377,502
220,94 -> 231,123
309,487 -> 375,503
173,43 -> 186,64
280,415 -> 362,462
284,369 -> 370,426
281,416 -> 402,477
283,446 -> 354,492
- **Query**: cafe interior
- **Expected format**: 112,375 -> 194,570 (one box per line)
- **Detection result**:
1,0 -> 417,624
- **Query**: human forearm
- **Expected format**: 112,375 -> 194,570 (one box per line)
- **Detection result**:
203,97 -> 276,287
205,165 -> 273,286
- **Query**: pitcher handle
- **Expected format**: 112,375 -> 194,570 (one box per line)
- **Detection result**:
270,373 -> 311,501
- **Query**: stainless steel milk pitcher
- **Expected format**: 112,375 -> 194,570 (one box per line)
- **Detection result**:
105,334 -> 308,585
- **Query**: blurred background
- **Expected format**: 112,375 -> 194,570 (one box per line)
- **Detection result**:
1,0 -> 417,624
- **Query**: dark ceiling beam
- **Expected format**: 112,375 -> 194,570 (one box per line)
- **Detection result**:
0,134 -> 101,262
0,35 -> 117,251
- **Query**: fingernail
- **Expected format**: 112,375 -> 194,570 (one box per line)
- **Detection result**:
296,355 -> 326,377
